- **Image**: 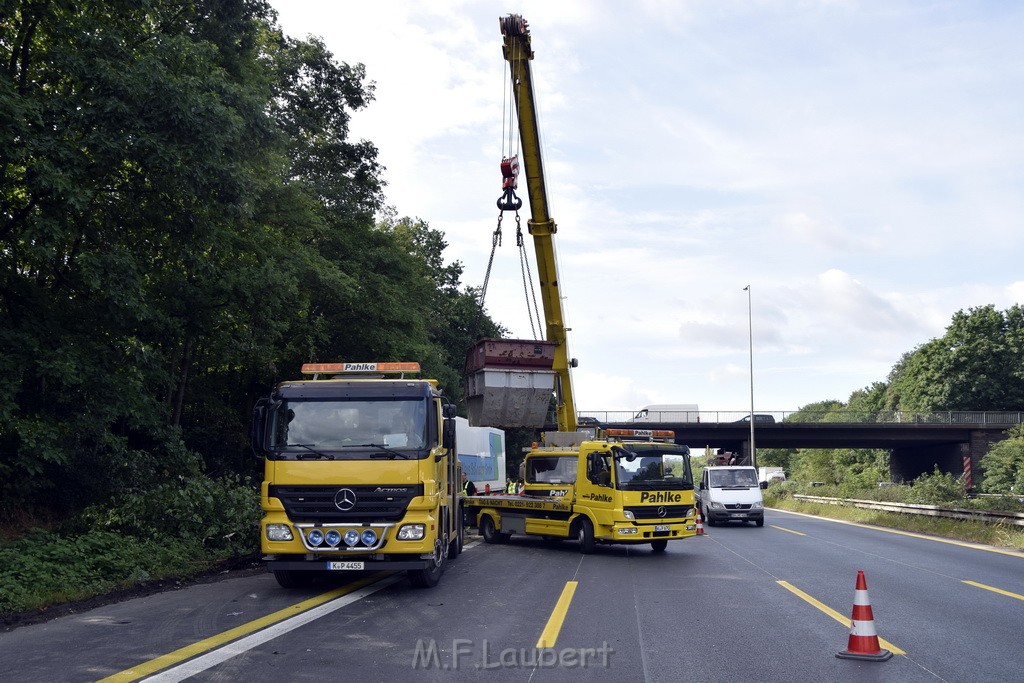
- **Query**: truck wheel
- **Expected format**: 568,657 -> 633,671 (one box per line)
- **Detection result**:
651,539 -> 668,552
448,517 -> 463,558
481,514 -> 501,544
575,517 -> 595,554
704,506 -> 716,527
273,570 -> 317,589
408,537 -> 446,588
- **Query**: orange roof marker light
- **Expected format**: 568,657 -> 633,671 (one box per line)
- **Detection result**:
301,362 -> 422,378
604,428 -> 676,441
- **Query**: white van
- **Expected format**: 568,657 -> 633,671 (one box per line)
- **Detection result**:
697,466 -> 764,527
631,404 -> 700,423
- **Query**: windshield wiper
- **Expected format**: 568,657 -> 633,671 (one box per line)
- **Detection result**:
348,443 -> 410,459
287,443 -> 334,460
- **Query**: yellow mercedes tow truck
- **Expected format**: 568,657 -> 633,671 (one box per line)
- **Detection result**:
465,429 -> 695,552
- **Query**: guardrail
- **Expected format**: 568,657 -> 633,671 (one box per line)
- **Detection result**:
793,494 -> 1024,527
578,410 -> 1024,425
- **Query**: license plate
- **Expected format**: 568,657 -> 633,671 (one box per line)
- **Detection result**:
730,513 -> 746,518
327,561 -> 364,571
654,524 -> 670,532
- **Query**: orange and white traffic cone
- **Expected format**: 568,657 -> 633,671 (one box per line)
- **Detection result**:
695,508 -> 705,536
836,570 -> 893,661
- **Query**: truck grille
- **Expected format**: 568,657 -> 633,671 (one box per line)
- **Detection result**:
269,484 -> 423,522
625,505 -> 692,520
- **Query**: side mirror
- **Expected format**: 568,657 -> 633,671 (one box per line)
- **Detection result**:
760,481 -> 768,490
250,398 -> 270,457
442,403 -> 458,419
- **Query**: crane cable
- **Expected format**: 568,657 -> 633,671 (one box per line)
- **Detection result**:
478,37 -> 544,341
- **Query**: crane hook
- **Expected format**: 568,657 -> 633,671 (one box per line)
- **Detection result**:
497,155 -> 523,211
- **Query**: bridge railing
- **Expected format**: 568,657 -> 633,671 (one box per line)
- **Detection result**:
577,410 -> 1024,425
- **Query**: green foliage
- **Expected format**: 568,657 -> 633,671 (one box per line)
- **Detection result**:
0,529 -> 211,614
886,305 -> 1024,411
0,2 -> 502,520
77,475 -> 260,552
979,425 -> 1024,493
907,467 -> 967,504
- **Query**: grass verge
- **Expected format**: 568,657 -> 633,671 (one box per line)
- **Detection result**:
765,492 -> 1024,551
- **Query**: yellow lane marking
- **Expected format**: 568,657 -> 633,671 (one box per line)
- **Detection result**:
771,508 -> 1024,559
962,580 -> 1024,601
770,525 -> 805,535
99,572 -> 395,682
776,580 -> 906,655
536,581 -> 578,649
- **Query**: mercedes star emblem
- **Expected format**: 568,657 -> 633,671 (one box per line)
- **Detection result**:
334,488 -> 357,511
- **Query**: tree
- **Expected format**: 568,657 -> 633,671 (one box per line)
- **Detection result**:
886,305 -> 1024,412
979,425 -> 1024,493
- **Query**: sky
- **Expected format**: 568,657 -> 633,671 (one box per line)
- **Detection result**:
269,1 -> 1024,419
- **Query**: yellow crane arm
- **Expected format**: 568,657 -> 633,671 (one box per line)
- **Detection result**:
499,14 -> 577,433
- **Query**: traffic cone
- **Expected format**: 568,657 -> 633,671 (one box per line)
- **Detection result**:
695,508 -> 705,536
836,570 -> 892,661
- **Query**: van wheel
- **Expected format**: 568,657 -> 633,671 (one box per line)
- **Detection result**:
704,507 -> 716,527
651,539 -> 668,552
575,517 -> 595,554
755,518 -> 765,527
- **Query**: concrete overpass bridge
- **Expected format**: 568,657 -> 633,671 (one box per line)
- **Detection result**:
578,410 -> 1024,486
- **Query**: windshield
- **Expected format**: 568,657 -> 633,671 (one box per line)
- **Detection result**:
709,469 -> 758,488
616,449 -> 692,490
269,398 -> 429,459
526,456 -> 577,485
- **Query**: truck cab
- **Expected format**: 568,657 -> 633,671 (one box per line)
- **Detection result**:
697,465 -> 765,527
251,362 -> 462,589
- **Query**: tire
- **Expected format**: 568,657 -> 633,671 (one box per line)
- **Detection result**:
273,569 -> 318,589
448,516 -> 463,558
704,506 -> 716,527
408,536 -> 446,588
651,539 -> 668,552
755,517 -> 765,527
575,517 -> 595,554
481,514 -> 501,544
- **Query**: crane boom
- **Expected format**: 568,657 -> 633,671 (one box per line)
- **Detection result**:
499,14 -> 577,433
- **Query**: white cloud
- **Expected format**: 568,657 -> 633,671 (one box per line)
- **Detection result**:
270,1 -> 1024,413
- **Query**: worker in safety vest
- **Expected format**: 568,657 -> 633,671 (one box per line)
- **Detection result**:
461,471 -> 476,497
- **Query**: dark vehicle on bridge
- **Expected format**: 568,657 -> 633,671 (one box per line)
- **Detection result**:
735,414 -> 775,424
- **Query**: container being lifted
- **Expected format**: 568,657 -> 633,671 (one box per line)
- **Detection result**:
464,338 -> 557,427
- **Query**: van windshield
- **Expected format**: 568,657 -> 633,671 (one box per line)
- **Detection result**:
709,469 -> 758,488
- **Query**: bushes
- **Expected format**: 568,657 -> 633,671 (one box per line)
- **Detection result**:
0,476 -> 260,615
79,475 -> 260,553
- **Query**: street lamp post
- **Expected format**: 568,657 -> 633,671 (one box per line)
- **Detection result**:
744,285 -> 756,470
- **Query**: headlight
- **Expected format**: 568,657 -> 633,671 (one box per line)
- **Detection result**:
623,510 -> 635,520
344,529 -> 360,547
266,524 -> 294,542
361,529 -> 378,546
398,524 -> 426,540
307,529 -> 324,546
325,529 -> 342,547
709,501 -> 724,509
617,527 -> 638,535
751,501 -> 763,509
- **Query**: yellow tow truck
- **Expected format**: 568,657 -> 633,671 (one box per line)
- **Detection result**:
466,429 -> 695,552
462,15 -> 698,552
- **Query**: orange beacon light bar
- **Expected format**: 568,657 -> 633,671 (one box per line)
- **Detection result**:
301,362 -> 421,375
